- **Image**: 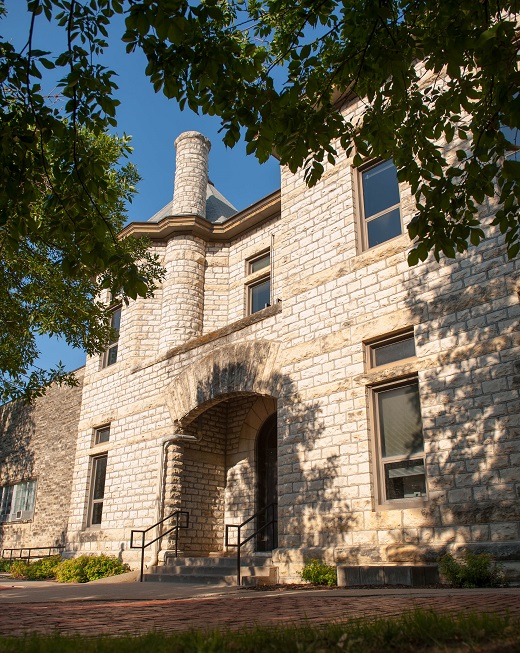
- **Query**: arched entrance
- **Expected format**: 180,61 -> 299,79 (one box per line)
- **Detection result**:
256,413 -> 278,552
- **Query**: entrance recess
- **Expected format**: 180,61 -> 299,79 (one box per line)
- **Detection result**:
256,413 -> 278,551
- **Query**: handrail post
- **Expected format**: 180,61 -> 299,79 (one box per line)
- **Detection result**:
140,531 -> 145,583
175,512 -> 180,558
237,525 -> 241,586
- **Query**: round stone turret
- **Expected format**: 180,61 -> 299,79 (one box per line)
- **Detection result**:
172,131 -> 211,219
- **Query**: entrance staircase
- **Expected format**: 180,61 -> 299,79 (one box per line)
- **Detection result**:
144,554 -> 276,586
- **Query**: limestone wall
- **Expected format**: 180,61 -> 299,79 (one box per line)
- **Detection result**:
0,369 -> 84,552
63,110 -> 519,578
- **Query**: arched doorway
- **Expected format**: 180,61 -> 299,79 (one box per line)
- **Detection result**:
255,413 -> 278,551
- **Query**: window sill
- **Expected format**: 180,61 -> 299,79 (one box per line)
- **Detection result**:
353,234 -> 410,269
375,497 -> 428,511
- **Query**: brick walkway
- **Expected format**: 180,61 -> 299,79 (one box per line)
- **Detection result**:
0,588 -> 519,636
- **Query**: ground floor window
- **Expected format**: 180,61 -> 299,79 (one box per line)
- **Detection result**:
0,480 -> 37,522
372,378 -> 426,505
89,454 -> 108,526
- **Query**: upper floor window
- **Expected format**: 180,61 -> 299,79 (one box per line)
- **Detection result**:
102,305 -> 121,368
501,124 -> 519,162
246,251 -> 271,315
360,159 -> 402,249
367,330 -> 416,369
0,480 -> 37,522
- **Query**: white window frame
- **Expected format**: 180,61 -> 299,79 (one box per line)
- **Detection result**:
357,159 -> 403,251
0,480 -> 37,522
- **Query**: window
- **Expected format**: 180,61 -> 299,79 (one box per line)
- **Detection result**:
102,305 -> 121,368
367,330 -> 426,506
89,454 -> 108,527
246,251 -> 271,315
373,379 -> 426,503
502,124 -> 519,162
94,425 -> 110,445
359,159 -> 402,249
367,331 -> 416,368
0,480 -> 37,522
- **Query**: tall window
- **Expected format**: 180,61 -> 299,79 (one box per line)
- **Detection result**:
0,480 -> 37,522
366,330 -> 426,506
89,454 -> 108,527
360,159 -> 402,249
102,305 -> 121,368
246,251 -> 271,315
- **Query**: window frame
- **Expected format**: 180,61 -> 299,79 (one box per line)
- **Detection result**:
0,480 -> 37,522
357,158 -> 403,251
93,424 -> 110,446
370,376 -> 427,509
245,249 -> 272,316
102,304 -> 121,368
365,329 -> 416,370
88,453 -> 108,528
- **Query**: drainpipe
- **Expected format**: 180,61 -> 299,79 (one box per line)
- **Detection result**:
147,432 -> 199,569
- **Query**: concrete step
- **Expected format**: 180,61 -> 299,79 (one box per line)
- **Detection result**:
143,555 -> 275,586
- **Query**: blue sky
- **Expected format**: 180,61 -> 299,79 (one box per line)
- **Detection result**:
4,2 -> 281,374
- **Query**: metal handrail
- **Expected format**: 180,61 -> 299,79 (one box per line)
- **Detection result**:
1,546 -> 64,560
130,509 -> 189,582
225,502 -> 277,586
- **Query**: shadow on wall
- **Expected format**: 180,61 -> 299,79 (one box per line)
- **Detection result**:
177,362 -> 357,559
391,226 -> 520,563
0,400 -> 36,551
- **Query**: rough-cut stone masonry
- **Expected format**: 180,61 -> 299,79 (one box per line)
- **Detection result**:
0,368 -> 84,552
4,124 -> 519,582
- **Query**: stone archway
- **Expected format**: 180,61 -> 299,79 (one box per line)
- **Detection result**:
165,340 -> 281,428
162,341 -> 281,556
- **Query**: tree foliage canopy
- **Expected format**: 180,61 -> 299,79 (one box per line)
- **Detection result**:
1,0 -> 519,398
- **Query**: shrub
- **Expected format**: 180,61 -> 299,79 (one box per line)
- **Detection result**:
299,559 -> 337,587
54,555 -> 129,583
83,554 -> 130,581
439,550 -> 506,588
9,560 -> 30,579
0,558 -> 13,573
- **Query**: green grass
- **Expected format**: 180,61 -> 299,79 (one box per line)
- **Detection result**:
0,610 -> 517,652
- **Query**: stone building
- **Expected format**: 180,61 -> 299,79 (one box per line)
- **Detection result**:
1,113 -> 519,582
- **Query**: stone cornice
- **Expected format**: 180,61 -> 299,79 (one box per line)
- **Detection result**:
120,189 -> 281,243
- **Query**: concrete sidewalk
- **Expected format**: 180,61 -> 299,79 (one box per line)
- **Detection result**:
0,577 -> 518,637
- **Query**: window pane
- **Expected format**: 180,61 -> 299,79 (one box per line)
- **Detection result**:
384,460 -> 426,500
378,382 -> 423,457
95,427 -> 110,444
109,308 -> 121,344
373,336 -> 415,367
502,125 -> 520,161
106,344 -> 118,366
250,253 -> 270,273
367,208 -> 402,248
250,279 -> 271,313
92,456 -> 107,502
0,486 -> 13,521
91,502 -> 103,525
362,160 -> 400,218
